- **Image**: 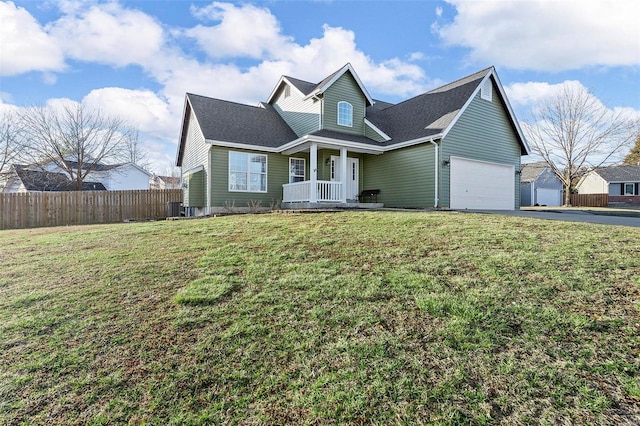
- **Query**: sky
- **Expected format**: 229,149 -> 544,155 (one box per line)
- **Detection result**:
1,0 -> 639,174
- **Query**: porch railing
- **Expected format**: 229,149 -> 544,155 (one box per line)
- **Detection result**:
283,180 -> 342,203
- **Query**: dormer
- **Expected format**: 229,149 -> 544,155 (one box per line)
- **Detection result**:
267,76 -> 321,137
306,64 -> 373,136
267,64 -> 374,138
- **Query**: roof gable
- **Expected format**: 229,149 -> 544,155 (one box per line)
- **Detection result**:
364,67 -> 529,153
365,70 -> 487,144
311,63 -> 373,106
266,63 -> 373,106
177,93 -> 298,164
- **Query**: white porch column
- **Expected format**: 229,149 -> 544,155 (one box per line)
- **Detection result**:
340,147 -> 348,203
310,143 -> 318,203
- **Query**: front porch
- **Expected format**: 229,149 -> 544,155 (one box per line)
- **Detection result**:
281,142 -> 382,208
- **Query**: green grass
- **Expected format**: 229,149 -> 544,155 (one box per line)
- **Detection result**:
0,211 -> 639,424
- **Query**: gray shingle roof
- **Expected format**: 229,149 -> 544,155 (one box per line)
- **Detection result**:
13,165 -> 106,191
63,160 -> 123,171
366,68 -> 491,145
594,165 -> 640,182
187,93 -> 298,148
308,129 -> 385,147
177,66 -> 526,159
283,76 -> 316,96
520,162 -> 549,183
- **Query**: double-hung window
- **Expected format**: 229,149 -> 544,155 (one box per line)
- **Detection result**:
337,101 -> 353,127
289,158 -> 305,183
229,151 -> 267,192
624,183 -> 635,195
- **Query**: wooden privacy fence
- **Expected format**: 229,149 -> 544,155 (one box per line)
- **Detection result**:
0,189 -> 183,230
570,193 -> 609,207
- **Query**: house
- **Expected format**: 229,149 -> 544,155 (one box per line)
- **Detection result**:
42,160 -> 152,190
577,165 -> 640,205
176,64 -> 529,214
150,175 -> 181,190
520,162 -> 563,206
1,164 -> 106,193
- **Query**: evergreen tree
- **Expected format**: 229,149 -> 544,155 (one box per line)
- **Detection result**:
622,133 -> 640,165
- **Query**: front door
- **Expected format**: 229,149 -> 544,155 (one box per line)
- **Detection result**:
331,156 -> 359,201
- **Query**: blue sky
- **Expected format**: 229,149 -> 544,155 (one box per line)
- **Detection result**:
1,0 -> 639,173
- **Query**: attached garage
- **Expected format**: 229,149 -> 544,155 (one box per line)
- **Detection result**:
450,156 -> 515,210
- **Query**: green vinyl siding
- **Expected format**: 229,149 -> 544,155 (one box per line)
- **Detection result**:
440,82 -> 522,208
363,144 -> 436,208
271,85 -> 320,137
186,170 -> 205,207
364,122 -> 387,142
323,72 -> 366,135
209,146 -> 289,207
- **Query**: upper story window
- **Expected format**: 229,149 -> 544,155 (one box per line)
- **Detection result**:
337,101 -> 353,127
229,151 -> 267,192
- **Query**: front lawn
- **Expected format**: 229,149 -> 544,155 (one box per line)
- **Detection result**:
0,211 -> 638,424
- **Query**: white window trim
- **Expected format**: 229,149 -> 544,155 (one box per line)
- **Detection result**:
337,101 -> 353,127
289,157 -> 306,183
624,183 -> 635,195
228,151 -> 268,193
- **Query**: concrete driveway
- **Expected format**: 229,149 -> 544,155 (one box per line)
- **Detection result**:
465,208 -> 640,227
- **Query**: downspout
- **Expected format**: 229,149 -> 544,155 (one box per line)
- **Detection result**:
429,140 -> 439,208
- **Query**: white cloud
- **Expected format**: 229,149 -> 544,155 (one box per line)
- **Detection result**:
2,1 -> 439,173
436,0 -> 640,71
185,2 -> 293,59
47,2 -> 165,67
82,88 -> 173,136
0,1 -> 65,76
506,80 -> 640,119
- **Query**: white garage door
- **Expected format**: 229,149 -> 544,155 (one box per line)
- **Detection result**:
450,157 -> 515,210
536,188 -> 562,206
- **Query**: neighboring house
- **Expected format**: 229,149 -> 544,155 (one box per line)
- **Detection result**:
520,162 -> 563,206
42,160 -> 152,190
0,172 -> 8,192
577,165 -> 640,205
176,63 -> 529,214
2,164 -> 106,193
150,175 -> 181,190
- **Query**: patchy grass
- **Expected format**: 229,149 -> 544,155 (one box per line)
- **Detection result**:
0,211 -> 639,424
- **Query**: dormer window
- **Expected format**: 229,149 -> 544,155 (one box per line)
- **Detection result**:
337,101 -> 353,127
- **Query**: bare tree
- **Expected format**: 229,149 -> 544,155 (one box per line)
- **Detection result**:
523,84 -> 638,205
124,128 -> 152,171
0,110 -> 24,174
20,102 -> 133,190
